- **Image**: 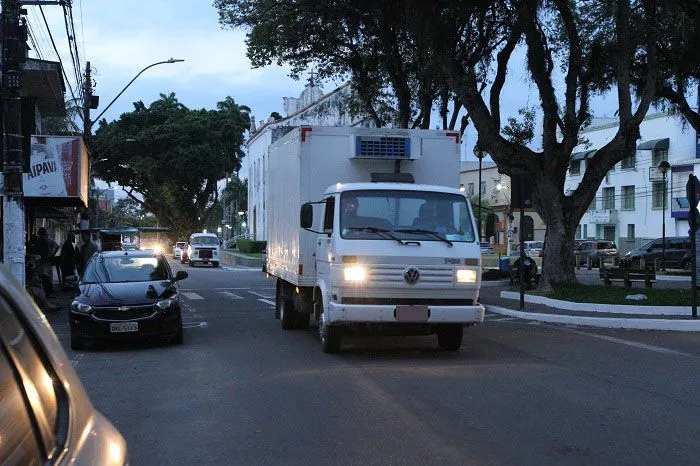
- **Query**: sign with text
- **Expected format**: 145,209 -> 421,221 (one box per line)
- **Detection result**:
23,135 -> 88,205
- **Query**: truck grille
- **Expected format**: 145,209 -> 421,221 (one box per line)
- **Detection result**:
365,265 -> 456,287
341,298 -> 475,305
196,248 -> 214,259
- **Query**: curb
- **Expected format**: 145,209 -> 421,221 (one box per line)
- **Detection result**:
499,291 -> 692,316
486,305 -> 700,331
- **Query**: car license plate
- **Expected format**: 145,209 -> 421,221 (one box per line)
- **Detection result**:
395,305 -> 429,322
110,322 -> 138,333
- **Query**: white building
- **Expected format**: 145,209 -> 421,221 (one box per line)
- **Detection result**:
566,112 -> 699,253
460,160 -> 546,253
247,79 -> 372,240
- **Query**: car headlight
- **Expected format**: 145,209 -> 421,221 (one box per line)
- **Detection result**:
456,269 -> 477,283
155,297 -> 178,309
344,266 -> 366,281
624,251 -> 631,257
152,245 -> 162,254
71,301 -> 92,313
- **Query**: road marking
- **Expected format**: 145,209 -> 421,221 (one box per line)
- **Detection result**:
183,321 -> 208,329
249,291 -> 274,299
71,353 -> 84,367
182,292 -> 204,300
561,328 -> 695,358
219,291 -> 244,300
214,287 -> 250,290
258,299 -> 276,306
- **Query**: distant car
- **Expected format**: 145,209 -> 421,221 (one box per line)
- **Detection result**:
625,237 -> 692,270
0,264 -> 128,464
70,249 -> 188,349
173,241 -> 187,259
576,240 -> 618,268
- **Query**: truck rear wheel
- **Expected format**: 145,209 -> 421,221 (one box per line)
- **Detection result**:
437,325 -> 463,351
277,279 -> 299,330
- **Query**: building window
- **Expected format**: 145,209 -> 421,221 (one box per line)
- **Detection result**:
602,187 -> 615,209
468,183 -> 474,196
583,224 -> 588,238
652,181 -> 665,209
588,196 -> 596,211
480,181 -> 486,195
576,225 -> 582,239
621,185 -> 635,210
627,224 -> 635,240
652,149 -> 668,167
570,160 -> 581,175
621,152 -> 636,169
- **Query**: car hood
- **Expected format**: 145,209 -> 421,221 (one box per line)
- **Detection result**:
77,281 -> 176,306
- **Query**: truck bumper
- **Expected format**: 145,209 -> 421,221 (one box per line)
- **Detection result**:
326,302 -> 485,325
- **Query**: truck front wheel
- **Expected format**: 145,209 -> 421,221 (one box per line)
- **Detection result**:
437,325 -> 463,352
317,301 -> 342,353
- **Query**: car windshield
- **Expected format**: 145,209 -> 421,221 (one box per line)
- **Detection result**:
191,237 -> 219,245
82,256 -> 169,283
339,190 -> 475,242
176,242 -> 187,248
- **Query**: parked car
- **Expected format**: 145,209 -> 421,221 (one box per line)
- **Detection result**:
575,240 -> 619,267
70,249 -> 188,349
173,241 -> 187,259
0,264 -> 127,464
625,236 -> 692,270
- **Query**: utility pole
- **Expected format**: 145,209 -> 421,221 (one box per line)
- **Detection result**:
2,0 -> 27,284
80,61 -> 93,231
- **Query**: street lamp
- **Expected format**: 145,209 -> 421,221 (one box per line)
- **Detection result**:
92,58 -> 185,124
473,144 -> 488,242
658,160 -> 671,271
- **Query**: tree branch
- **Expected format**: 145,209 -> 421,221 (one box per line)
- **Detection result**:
490,24 -> 521,131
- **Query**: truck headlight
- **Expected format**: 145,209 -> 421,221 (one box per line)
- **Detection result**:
71,301 -> 92,313
456,269 -> 477,283
344,266 -> 366,281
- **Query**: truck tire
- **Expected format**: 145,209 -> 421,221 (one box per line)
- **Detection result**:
317,301 -> 342,353
277,279 -> 299,330
437,325 -> 463,351
275,280 -> 282,319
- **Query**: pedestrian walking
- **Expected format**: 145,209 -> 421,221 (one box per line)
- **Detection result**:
78,231 -> 100,275
31,227 -> 59,297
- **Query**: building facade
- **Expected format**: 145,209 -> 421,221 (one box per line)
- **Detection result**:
246,80 -> 372,241
565,112 -> 699,254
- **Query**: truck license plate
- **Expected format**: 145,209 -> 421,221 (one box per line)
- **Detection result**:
395,305 -> 429,322
110,322 -> 138,333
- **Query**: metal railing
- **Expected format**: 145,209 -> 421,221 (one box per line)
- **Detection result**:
223,234 -> 253,249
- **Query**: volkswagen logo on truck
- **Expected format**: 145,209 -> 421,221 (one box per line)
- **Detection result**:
403,267 -> 421,285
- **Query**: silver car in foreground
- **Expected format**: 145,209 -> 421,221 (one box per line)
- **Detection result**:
0,264 -> 127,465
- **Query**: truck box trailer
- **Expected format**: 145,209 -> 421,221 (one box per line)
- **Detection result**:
266,126 -> 484,352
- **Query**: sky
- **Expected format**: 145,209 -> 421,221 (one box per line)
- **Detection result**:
28,0 -> 674,197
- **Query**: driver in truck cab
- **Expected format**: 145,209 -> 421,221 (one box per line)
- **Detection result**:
341,196 -> 360,228
413,200 -> 450,234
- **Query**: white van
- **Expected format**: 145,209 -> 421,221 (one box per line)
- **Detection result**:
187,232 -> 220,267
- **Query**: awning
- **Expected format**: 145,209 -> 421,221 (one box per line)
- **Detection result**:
31,206 -> 69,220
571,149 -> 597,161
637,138 -> 669,150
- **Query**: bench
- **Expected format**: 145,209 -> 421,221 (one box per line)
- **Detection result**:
599,260 -> 656,288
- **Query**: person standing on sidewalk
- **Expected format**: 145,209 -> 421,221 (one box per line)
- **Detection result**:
59,232 -> 79,287
32,227 -> 59,297
78,232 -> 100,276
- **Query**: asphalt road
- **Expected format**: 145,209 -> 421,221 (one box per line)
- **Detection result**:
46,260 -> 700,465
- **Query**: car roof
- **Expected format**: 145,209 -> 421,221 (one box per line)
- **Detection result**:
190,233 -> 217,237
98,249 -> 160,258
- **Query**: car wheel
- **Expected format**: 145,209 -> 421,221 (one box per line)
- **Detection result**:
318,300 -> 341,353
172,326 -> 184,345
70,335 -> 86,350
189,260 -> 195,267
437,325 -> 463,351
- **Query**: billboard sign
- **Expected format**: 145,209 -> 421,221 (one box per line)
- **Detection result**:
24,135 -> 88,205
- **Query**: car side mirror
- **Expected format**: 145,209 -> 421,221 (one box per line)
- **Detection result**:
300,203 -> 313,229
174,271 -> 188,281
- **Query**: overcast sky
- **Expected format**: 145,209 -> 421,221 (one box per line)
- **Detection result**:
29,0 -> 665,193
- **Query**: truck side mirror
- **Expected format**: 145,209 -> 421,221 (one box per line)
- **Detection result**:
300,203 -> 313,229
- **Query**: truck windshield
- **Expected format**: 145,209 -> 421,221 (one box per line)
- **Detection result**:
339,190 -> 475,242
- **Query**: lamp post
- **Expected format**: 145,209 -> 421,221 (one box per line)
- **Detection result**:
658,160 -> 671,271
497,182 -> 512,256
473,145 -> 488,242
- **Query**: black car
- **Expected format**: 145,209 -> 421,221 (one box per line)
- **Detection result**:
574,240 -> 619,267
625,237 -> 692,270
69,249 -> 188,349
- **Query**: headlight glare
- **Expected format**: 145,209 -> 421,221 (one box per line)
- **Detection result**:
71,301 -> 92,313
456,269 -> 477,283
344,266 -> 366,281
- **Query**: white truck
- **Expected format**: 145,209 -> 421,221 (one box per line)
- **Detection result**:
266,126 -> 484,353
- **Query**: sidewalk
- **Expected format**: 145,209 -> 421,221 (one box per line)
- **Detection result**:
479,281 -> 700,332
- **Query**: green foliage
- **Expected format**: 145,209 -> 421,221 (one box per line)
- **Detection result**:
103,198 -> 157,228
502,108 -> 536,146
91,93 -> 250,240
237,239 -> 267,253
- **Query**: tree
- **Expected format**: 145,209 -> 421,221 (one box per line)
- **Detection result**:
91,93 -> 250,239
215,0 -> 469,135
220,174 -> 248,236
102,197 -> 157,228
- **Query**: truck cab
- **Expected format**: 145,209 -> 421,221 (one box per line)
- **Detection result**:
295,181 -> 484,352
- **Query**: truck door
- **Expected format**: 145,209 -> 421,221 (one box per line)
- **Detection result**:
316,197 -> 335,281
